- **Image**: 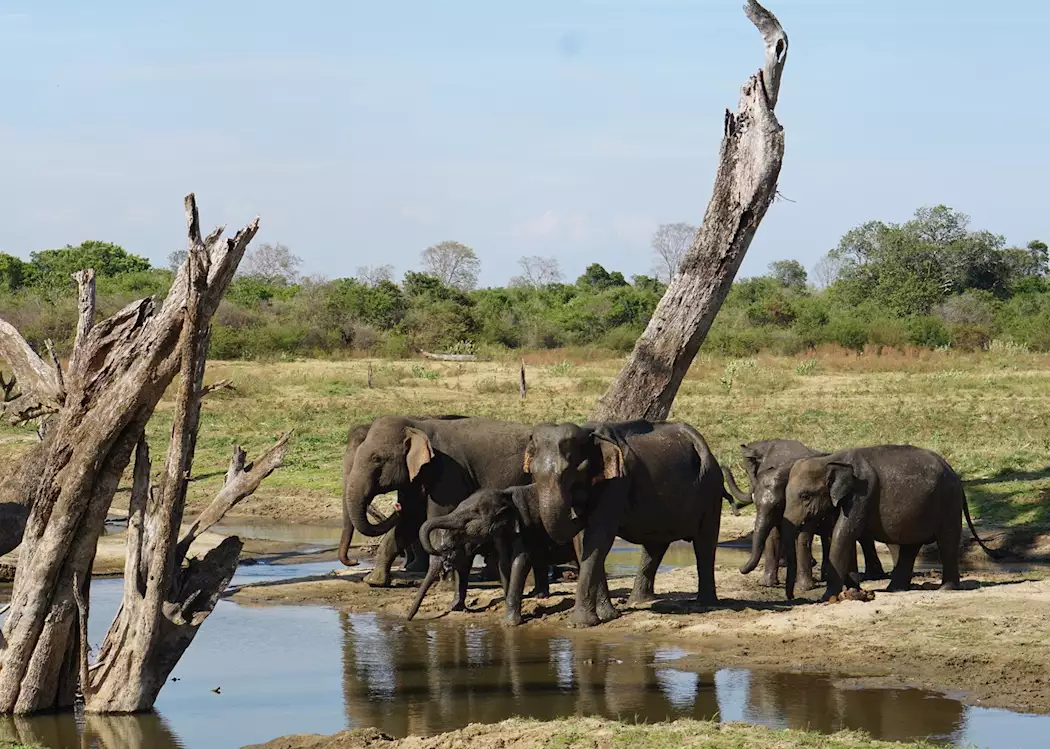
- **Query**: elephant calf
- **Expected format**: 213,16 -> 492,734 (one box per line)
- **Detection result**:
409,484 -> 577,625
782,444 -> 997,600
526,420 -> 725,628
725,439 -> 888,593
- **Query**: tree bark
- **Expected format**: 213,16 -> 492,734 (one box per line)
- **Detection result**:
593,0 -> 788,422
0,195 -> 270,715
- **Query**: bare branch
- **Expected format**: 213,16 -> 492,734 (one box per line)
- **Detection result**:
72,573 -> 91,698
197,379 -> 233,399
743,0 -> 789,108
175,432 -> 293,563
44,339 -> 65,398
69,269 -> 97,377
124,438 -> 152,600
0,319 -> 62,419
185,194 -> 203,249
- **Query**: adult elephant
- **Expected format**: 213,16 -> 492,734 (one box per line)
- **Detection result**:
781,444 -> 997,600
344,415 -> 532,610
525,420 -> 725,628
725,439 -> 888,591
338,415 -> 466,586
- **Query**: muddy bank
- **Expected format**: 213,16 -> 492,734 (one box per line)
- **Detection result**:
231,550 -> 1050,716
243,717 -> 944,749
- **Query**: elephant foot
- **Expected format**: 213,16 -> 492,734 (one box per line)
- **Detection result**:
819,587 -> 843,602
502,611 -> 524,627
758,573 -> 780,588
449,599 -> 467,613
798,576 -> 819,592
885,582 -> 912,593
364,569 -> 392,588
939,580 -> 961,591
530,588 -> 550,600
627,590 -> 655,606
597,601 -> 620,622
695,592 -> 718,607
571,608 -> 602,628
861,570 -> 891,582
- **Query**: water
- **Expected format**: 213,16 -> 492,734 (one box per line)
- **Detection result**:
0,537 -> 1046,748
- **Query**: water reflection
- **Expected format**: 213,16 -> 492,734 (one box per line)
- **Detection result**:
0,712 -> 184,749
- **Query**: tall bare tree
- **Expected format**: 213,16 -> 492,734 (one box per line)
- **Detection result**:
510,255 -> 562,288
356,264 -> 394,287
594,0 -> 788,422
0,196 -> 290,714
420,241 -> 480,291
241,241 -> 301,284
650,223 -> 698,283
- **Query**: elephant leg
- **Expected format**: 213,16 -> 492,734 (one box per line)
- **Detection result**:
596,568 -> 618,622
937,510 -> 963,590
494,537 -> 514,594
574,513 -> 619,628
364,527 -> 400,587
504,549 -> 530,626
796,529 -> 818,592
404,541 -> 430,574
628,541 -> 669,606
695,504 -> 721,605
860,536 -> 889,581
759,528 -> 780,587
478,551 -> 501,583
529,543 -> 550,599
887,543 -> 921,592
823,518 -> 858,601
450,550 -> 471,612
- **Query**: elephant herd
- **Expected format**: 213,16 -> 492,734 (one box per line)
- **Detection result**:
339,414 -> 996,628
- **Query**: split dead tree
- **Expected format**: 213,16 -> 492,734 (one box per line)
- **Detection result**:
594,0 -> 789,422
0,195 -> 291,714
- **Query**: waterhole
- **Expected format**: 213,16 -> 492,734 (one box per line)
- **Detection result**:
0,558 -> 1047,749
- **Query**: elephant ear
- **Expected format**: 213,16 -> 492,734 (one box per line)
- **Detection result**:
592,434 -> 626,483
405,427 -> 435,482
523,438 -> 535,474
825,461 -> 855,507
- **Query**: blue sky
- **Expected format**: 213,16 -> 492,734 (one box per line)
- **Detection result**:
1,1 -> 1047,287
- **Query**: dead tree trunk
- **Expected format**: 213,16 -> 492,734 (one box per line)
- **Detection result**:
593,0 -> 788,422
0,195 -> 289,715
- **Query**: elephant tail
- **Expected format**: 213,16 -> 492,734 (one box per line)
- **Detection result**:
962,490 -> 1001,560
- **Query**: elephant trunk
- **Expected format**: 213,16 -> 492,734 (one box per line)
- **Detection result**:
346,469 -> 399,538
783,520 -> 799,600
535,479 -> 578,546
722,466 -> 753,508
406,560 -> 441,621
419,515 -> 458,556
740,510 -> 776,575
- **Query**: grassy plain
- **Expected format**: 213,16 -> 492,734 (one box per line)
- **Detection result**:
2,347 -> 1049,536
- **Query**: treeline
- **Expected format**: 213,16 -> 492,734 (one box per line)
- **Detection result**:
1,205 -> 1047,360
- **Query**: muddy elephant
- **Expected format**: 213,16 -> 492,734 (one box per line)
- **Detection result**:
343,415 -> 532,611
525,420 -> 725,628
725,439 -> 888,592
412,484 -> 578,625
338,415 -> 466,586
782,444 -> 997,600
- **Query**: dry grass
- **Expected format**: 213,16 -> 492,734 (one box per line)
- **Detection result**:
243,717 -> 945,749
1,349 -> 1048,528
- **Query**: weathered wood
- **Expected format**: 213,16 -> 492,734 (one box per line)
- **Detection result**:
69,269 -> 96,378
420,351 -> 476,361
174,432 -> 292,564
519,360 -> 526,400
0,194 -> 262,715
593,0 -> 788,422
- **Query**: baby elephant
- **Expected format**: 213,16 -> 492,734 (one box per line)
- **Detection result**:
782,444 -> 997,600
408,485 -> 577,625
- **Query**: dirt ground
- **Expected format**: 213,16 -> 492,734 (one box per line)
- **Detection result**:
230,513 -> 1050,717
243,717 -> 942,749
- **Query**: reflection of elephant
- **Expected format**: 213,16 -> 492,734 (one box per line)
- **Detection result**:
525,420 -> 725,627
339,415 -> 466,587
725,440 -> 888,592
343,416 -> 531,611
413,485 -> 578,624
782,445 -> 996,599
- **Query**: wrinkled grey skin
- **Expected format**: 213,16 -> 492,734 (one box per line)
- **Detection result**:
345,415 -> 532,611
526,420 -> 724,628
339,415 -> 466,586
725,439 -> 888,592
410,485 -> 578,625
782,445 -> 997,600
